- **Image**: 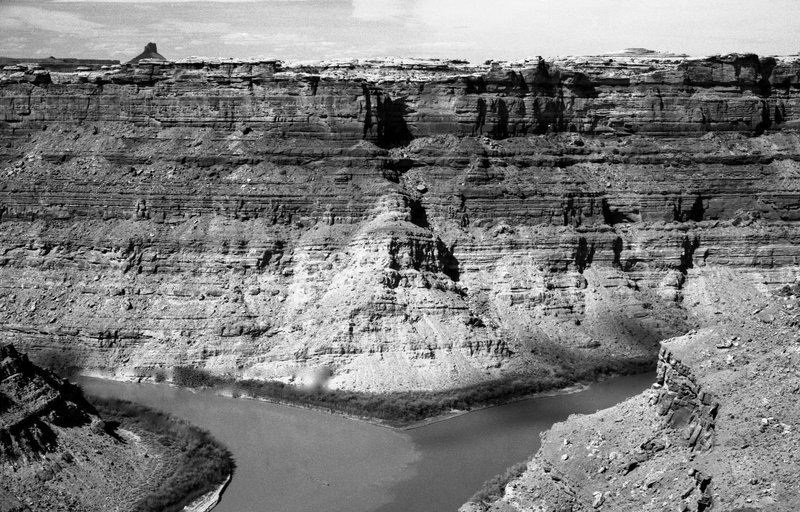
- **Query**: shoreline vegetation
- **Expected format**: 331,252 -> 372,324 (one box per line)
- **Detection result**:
469,461 -> 529,507
170,358 -> 655,428
88,396 -> 235,512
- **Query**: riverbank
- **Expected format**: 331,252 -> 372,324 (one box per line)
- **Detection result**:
77,372 -> 589,431
183,475 -> 231,512
89,397 -> 235,512
71,357 -> 653,430
176,358 -> 655,428
76,357 -> 650,430
219,380 -> 591,432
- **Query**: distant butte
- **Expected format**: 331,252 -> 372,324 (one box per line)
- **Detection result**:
126,42 -> 167,64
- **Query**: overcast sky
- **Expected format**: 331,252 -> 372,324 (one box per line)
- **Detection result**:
2,0 -> 799,63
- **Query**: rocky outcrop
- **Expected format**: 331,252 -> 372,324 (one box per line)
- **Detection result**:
0,57 -> 119,73
182,475 -> 231,512
0,55 -> 799,391
3,54 -> 799,136
654,346 -> 719,452
461,269 -> 800,511
0,344 -> 233,512
0,343 -> 93,461
0,343 -> 147,510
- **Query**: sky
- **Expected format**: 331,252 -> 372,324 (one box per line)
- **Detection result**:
1,0 -> 799,63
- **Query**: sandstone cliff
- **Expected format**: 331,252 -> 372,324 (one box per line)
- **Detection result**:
0,344 -> 93,463
0,344 -> 170,511
461,269 -> 800,511
0,344 -> 234,512
1,54 -> 799,391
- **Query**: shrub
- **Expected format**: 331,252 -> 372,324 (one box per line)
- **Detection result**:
469,461 -> 528,505
173,366 -> 220,388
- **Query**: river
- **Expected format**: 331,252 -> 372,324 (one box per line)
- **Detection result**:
77,372 -> 654,512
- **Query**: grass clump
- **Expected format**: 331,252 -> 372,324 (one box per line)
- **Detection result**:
468,461 -> 528,507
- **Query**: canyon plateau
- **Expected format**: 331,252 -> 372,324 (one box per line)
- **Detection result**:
2,53 -> 798,395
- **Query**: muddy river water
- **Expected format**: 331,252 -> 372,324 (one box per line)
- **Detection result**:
77,372 -> 654,512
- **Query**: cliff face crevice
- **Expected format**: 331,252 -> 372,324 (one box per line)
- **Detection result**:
654,347 -> 719,452
1,55 -> 799,391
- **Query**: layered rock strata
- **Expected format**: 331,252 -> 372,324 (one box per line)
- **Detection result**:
0,344 -> 196,511
1,54 -> 799,391
461,268 -> 800,511
0,344 -> 91,461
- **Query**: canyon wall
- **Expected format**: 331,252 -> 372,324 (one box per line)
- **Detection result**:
0,342 -> 235,512
1,54 -> 799,391
1,343 -> 153,511
461,268 -> 800,511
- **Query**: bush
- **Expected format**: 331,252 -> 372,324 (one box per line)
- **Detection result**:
469,461 -> 528,505
173,366 -> 219,388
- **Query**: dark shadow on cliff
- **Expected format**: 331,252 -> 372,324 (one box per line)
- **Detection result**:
376,95 -> 414,148
489,99 -> 509,139
406,196 -> 459,281
574,237 -> 595,273
569,73 -> 599,98
436,239 -> 460,282
754,99 -> 772,136
474,97 -> 487,135
673,195 -> 705,222
409,197 -> 429,228
93,417 -> 127,444
0,418 -> 58,459
382,157 -> 415,183
679,235 -> 701,273
0,392 -> 10,413
602,198 -> 639,225
531,96 -> 567,135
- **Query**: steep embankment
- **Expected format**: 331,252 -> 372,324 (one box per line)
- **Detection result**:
0,54 -> 799,392
0,344 -> 233,512
461,268 -> 800,512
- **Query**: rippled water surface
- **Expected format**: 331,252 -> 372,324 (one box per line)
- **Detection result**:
78,372 -> 654,512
